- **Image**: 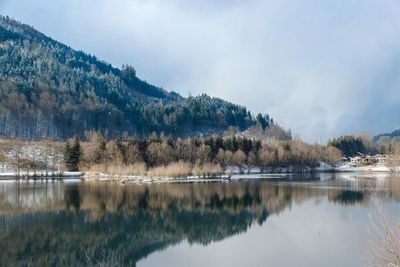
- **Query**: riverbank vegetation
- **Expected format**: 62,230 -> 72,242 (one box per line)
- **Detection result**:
73,131 -> 344,177
2,131 -> 400,178
0,131 -> 344,177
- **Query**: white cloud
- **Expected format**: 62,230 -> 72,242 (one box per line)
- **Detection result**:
1,0 -> 400,141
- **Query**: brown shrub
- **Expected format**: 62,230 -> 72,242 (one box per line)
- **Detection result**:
149,161 -> 192,178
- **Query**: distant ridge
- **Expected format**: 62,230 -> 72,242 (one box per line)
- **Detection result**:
0,16 -> 272,140
374,129 -> 400,142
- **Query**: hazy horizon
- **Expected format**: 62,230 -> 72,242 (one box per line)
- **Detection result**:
1,0 -> 400,142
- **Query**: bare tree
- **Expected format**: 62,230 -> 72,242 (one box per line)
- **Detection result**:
0,150 -> 5,172
247,151 -> 257,173
106,140 -> 124,166
195,144 -> 211,166
224,150 -> 233,167
259,146 -> 276,172
324,146 -> 343,166
216,148 -> 226,171
146,142 -> 175,167
125,143 -> 143,164
15,143 -> 21,177
365,196 -> 400,267
52,145 -> 64,175
232,150 -> 247,173
392,144 -> 400,169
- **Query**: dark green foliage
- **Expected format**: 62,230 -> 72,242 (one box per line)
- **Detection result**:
64,137 -> 82,171
0,16 -> 273,140
121,64 -> 136,84
63,141 -> 72,169
256,113 -> 270,130
328,135 -> 366,157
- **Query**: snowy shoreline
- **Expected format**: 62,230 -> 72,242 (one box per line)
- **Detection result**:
0,163 -> 399,183
0,171 -> 83,180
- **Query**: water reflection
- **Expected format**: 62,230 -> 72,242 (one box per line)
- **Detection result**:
0,176 -> 399,266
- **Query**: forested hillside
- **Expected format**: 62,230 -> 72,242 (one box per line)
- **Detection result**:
0,16 -> 272,140
374,129 -> 400,142
373,129 -> 400,153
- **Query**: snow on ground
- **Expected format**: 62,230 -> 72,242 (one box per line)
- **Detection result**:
334,162 -> 399,173
316,162 -> 334,172
0,142 -> 64,175
334,165 -> 354,172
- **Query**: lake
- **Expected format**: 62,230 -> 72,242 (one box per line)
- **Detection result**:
0,174 -> 399,267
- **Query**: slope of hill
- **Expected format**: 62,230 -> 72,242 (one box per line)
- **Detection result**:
375,129 -> 400,139
0,16 -> 272,140
374,129 -> 400,143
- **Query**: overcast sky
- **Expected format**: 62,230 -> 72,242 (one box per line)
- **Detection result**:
1,0 -> 400,142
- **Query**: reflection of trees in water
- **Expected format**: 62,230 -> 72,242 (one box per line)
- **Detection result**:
0,181 -> 65,212
0,179 -> 399,266
0,182 -> 273,266
328,190 -> 365,205
65,184 -> 80,212
0,203 -> 261,266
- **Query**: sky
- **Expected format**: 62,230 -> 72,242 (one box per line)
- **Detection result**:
1,0 -> 400,142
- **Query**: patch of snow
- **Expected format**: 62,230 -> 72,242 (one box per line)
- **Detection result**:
316,161 -> 334,171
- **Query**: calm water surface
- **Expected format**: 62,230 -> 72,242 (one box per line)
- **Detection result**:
0,174 -> 399,267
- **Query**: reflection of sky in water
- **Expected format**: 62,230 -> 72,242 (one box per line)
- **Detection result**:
0,176 -> 399,266
139,199 -> 400,267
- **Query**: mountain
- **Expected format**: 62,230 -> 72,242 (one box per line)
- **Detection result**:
0,16 -> 272,140
374,129 -> 400,142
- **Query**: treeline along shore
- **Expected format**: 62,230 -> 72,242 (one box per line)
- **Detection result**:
1,130 -> 399,181
0,131 -> 346,181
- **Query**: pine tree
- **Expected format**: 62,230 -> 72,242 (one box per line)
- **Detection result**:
64,137 -> 82,171
71,137 -> 82,171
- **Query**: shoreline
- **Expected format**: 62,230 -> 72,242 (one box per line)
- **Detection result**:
0,165 -> 399,183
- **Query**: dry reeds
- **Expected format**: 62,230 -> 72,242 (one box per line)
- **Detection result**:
149,161 -> 192,178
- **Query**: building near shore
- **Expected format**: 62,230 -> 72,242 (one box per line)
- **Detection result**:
349,154 -> 389,166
